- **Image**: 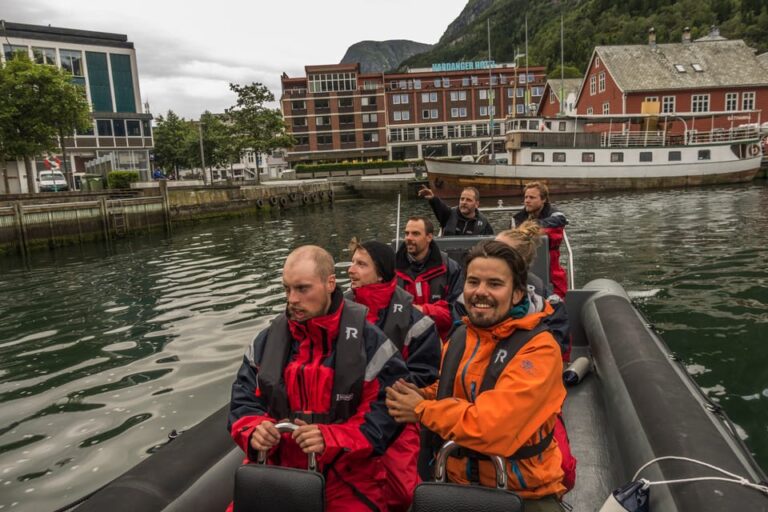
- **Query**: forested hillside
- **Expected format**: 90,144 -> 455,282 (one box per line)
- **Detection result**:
400,0 -> 768,73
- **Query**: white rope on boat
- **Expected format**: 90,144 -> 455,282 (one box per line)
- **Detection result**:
632,455 -> 768,495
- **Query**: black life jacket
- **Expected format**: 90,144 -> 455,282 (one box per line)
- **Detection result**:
345,286 -> 413,353
255,299 -> 368,424
443,208 -> 491,236
430,323 -> 555,474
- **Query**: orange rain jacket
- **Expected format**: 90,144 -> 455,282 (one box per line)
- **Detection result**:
415,306 -> 567,499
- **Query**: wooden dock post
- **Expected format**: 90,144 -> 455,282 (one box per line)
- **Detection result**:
159,180 -> 172,233
13,201 -> 29,260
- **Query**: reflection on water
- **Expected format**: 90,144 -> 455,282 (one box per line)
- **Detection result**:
1,184 -> 767,510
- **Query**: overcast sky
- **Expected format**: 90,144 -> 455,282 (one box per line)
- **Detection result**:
4,0 -> 468,118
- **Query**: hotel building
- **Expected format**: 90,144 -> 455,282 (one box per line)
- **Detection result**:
1,22 -> 153,193
280,61 -> 547,165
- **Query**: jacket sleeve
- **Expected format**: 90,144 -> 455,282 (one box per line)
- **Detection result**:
481,219 -> 494,235
414,332 -> 566,457
228,330 -> 278,461
404,312 -> 441,388
317,324 -> 409,461
428,196 -> 454,229
539,208 -> 567,229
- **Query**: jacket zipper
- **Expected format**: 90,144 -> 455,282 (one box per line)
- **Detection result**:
460,328 -> 481,401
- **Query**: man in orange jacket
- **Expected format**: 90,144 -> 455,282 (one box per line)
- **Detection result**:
386,240 -> 567,511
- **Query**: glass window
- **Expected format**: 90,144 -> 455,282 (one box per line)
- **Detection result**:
414,79 -> 421,89
113,119 -> 126,136
662,96 -> 675,113
338,97 -> 353,108
691,94 -> 709,112
291,100 -> 306,110
668,151 -> 681,161
363,131 -> 379,143
126,120 -> 141,136
480,106 -> 488,116
442,78 -> 450,88
97,119 -> 113,136
60,49 -> 84,76
434,79 -> 441,88
462,77 -> 470,86
602,102 -> 610,114
479,90 -> 488,100
316,116 -> 331,126
589,76 -> 596,95
338,115 -> 353,124
742,92 -> 755,111
610,152 -> 624,162
698,150 -> 711,160
553,152 -> 566,162
315,99 -> 329,109
32,47 -> 56,65
471,76 -> 479,86
142,120 -> 151,137
293,117 -> 307,126
422,93 -> 431,103
3,44 -> 28,61
295,136 -> 309,146
317,134 -> 332,145
340,132 -> 355,143
559,122 -> 567,132
598,72 -> 606,92
531,152 -> 544,162
639,152 -> 653,162
582,152 -> 595,162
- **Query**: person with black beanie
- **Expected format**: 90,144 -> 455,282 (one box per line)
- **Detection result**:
347,238 -> 441,512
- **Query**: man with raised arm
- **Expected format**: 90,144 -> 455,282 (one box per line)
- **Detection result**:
386,240 -> 567,511
513,182 -> 568,299
395,216 -> 464,341
418,185 -> 494,236
228,245 -> 409,512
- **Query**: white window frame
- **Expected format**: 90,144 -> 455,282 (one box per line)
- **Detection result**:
598,71 -> 606,93
725,92 -> 738,111
742,91 -> 755,111
590,76 -> 596,96
662,96 -> 675,113
602,102 -> 610,114
691,94 -> 710,113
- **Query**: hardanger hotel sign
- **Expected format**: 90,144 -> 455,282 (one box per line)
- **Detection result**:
431,60 -> 498,72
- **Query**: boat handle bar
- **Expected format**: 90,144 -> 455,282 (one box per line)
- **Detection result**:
256,421 -> 317,471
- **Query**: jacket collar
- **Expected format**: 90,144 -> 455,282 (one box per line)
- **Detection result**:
462,303 -> 552,340
352,279 -> 396,324
287,287 -> 344,344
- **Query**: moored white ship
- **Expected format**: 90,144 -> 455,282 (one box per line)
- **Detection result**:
425,112 -> 764,198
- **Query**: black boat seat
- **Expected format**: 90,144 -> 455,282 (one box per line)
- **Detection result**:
233,423 -> 325,512
411,440 -> 523,512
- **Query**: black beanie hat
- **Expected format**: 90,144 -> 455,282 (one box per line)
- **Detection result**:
360,240 -> 396,283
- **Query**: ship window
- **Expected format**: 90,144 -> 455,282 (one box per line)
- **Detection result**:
668,151 -> 681,161
639,152 -> 653,162
559,122 -> 567,131
610,152 -> 624,162
698,150 -> 711,160
531,152 -> 545,162
582,152 -> 595,162
553,152 -> 566,162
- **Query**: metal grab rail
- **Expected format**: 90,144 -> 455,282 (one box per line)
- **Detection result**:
256,422 -> 318,471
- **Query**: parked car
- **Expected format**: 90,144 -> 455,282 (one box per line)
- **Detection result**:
38,171 -> 69,192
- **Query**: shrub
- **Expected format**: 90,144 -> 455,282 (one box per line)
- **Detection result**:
107,170 -> 140,189
295,160 -> 424,173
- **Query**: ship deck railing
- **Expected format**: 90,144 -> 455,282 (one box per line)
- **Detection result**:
601,125 -> 759,148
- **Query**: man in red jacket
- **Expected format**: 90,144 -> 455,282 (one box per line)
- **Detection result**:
513,182 -> 569,299
395,216 -> 464,340
348,239 -> 441,511
228,245 -> 409,512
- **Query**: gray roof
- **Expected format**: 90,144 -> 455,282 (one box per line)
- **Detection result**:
595,39 -> 768,92
546,79 -> 582,100
759,52 -> 768,71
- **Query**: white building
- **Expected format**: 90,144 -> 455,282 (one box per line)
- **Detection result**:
1,21 -> 153,193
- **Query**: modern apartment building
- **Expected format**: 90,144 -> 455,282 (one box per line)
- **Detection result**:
280,62 -> 547,164
1,22 -> 153,193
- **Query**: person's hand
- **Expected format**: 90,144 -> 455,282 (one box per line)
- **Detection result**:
413,304 -> 423,313
293,419 -> 325,454
385,379 -> 425,423
418,185 -> 434,200
249,420 -> 281,451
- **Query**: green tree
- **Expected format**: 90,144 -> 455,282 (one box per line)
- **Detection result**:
226,82 -> 294,184
0,54 -> 90,193
153,110 -> 194,179
186,111 -> 234,182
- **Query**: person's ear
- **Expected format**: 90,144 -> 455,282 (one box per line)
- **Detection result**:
512,287 -> 525,305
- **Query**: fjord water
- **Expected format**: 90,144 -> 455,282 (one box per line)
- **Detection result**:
1,183 -> 767,511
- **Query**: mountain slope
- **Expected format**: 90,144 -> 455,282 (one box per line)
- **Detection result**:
400,0 -> 768,73
340,40 -> 433,73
